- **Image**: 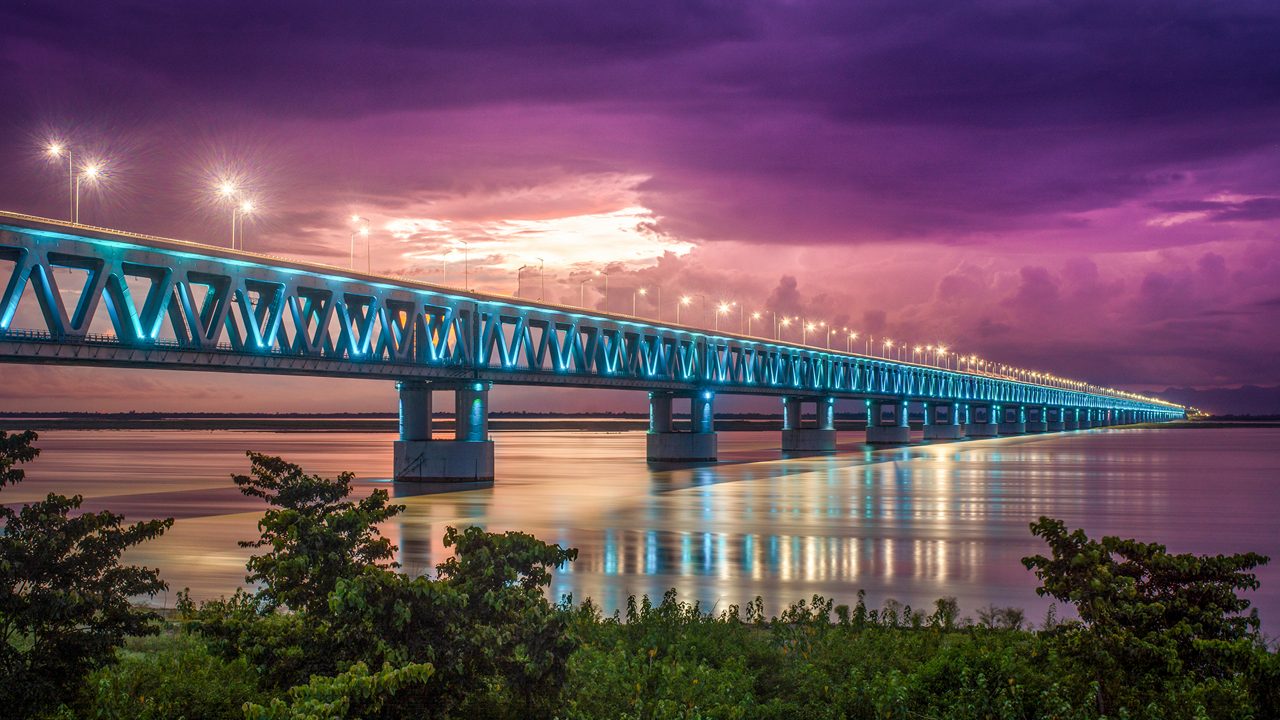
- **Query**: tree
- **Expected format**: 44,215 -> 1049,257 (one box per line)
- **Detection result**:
233,451 -> 403,614
0,430 -> 172,718
1022,516 -> 1269,714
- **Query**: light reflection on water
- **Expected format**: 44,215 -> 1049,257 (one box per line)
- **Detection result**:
15,428 -> 1280,625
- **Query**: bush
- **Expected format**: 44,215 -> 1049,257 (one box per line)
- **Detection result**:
77,631 -> 264,720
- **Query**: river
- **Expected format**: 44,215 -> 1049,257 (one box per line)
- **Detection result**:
12,427 -> 1279,626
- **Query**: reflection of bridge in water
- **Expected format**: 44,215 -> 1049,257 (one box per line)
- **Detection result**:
0,211 -> 1184,484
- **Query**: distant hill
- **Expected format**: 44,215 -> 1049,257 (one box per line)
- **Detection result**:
1157,385 -> 1280,416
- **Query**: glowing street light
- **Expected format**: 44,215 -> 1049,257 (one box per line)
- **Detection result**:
749,311 -> 761,336
579,276 -> 594,307
237,199 -> 256,250
349,215 -> 371,271
536,257 -> 545,301
46,141 -> 74,221
74,161 -> 105,225
846,330 -> 858,353
882,338 -> 893,359
715,300 -> 732,331
803,321 -> 816,345
677,295 -> 692,324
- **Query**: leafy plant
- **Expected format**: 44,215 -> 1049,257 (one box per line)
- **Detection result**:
0,430 -> 172,718
233,451 -> 403,614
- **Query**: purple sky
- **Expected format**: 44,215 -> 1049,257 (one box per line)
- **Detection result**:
2,0 -> 1278,414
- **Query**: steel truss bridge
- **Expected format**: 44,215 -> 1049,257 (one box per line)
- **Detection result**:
0,211 -> 1184,481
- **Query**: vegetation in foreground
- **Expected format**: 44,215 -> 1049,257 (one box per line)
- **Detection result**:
1,430 -> 1276,719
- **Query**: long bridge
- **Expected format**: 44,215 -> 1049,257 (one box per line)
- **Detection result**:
0,211 -> 1184,481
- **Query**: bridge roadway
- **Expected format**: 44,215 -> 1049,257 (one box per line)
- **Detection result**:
0,211 -> 1184,482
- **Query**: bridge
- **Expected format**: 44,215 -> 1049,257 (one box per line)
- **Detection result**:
0,211 -> 1185,481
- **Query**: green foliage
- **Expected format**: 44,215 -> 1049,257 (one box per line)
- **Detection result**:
0,430 -> 172,719
1022,516 -> 1271,716
78,631 -> 264,720
243,661 -> 433,720
233,451 -> 404,614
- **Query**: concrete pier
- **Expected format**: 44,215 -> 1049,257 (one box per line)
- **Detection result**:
998,405 -> 1026,435
1026,406 -> 1049,433
866,399 -> 911,444
966,403 -> 999,437
394,381 -> 495,482
923,402 -> 964,440
1062,408 -> 1079,431
781,396 -> 837,452
647,391 -> 718,461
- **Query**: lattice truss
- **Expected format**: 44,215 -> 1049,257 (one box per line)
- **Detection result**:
0,220 -> 1181,416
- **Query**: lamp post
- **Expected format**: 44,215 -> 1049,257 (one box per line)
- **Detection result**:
460,240 -> 470,291
715,301 -> 731,331
46,142 -> 74,221
749,311 -> 761,336
74,162 -> 104,225
579,277 -> 593,307
536,258 -> 545,301
517,264 -> 530,297
779,316 -> 792,341
238,200 -> 255,250
349,215 -> 371,271
846,331 -> 858,353
882,338 -> 893,358
803,321 -> 815,345
677,295 -> 692,324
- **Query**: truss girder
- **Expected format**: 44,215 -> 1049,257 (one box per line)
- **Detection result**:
0,219 -> 1182,417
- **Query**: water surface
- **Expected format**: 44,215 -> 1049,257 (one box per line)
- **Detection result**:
15,428 -> 1280,625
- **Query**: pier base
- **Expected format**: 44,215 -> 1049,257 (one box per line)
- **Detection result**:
999,422 -> 1026,434
782,428 -> 837,452
394,440 -> 494,482
1047,421 -> 1066,432
966,423 -> 999,437
924,424 -> 965,440
647,432 -> 718,461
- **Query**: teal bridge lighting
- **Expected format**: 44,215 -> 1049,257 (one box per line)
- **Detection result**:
0,211 -> 1184,420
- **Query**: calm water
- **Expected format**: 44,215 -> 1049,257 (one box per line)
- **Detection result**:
13,428 -> 1280,625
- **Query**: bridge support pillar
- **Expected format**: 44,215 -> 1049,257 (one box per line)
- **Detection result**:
394,381 -> 495,482
965,403 -> 999,437
866,399 -> 910,444
923,402 -> 964,440
647,390 -> 718,461
1026,405 -> 1049,433
999,405 -> 1027,435
1062,408 -> 1079,431
1046,406 -> 1066,432
781,396 -> 837,452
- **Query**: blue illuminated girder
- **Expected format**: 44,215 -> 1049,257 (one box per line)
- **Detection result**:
0,212 -> 1185,419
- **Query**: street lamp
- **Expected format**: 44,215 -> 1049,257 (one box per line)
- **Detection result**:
803,321 -> 815,345
633,287 -> 645,316
74,161 -> 104,225
779,316 -> 792,340
715,301 -> 731,331
536,257 -> 545,301
579,276 -> 594,307
882,338 -> 893,358
350,215 -> 371,271
677,295 -> 692,324
238,200 -> 255,250
459,240 -> 470,290
846,331 -> 858,353
749,311 -> 761,336
517,264 -> 530,297
46,141 -> 74,221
